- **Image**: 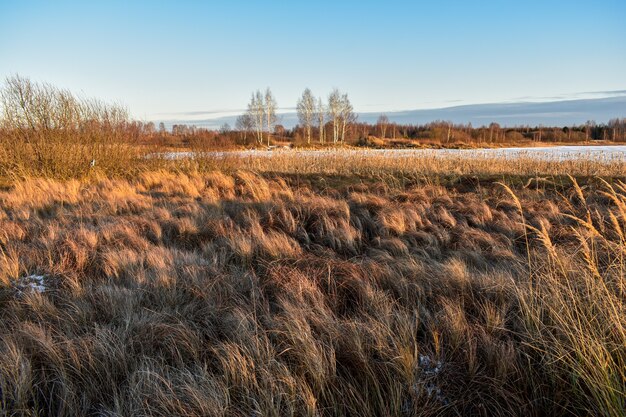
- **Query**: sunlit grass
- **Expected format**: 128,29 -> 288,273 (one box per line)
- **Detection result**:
0,170 -> 623,416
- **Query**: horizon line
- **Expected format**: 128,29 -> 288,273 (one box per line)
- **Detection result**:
150,90 -> 626,122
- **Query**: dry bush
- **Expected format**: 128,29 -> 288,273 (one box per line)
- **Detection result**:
0,75 -> 140,181
0,171 -> 624,416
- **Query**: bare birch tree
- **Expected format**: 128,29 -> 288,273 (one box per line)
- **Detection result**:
339,93 -> 356,143
377,114 -> 389,138
235,113 -> 253,144
297,88 -> 315,144
327,89 -> 342,144
246,91 -> 265,144
264,88 -> 277,147
316,97 -> 325,144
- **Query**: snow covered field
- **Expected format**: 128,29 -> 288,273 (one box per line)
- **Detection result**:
160,145 -> 626,161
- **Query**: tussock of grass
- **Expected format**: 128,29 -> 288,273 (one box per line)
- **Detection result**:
0,172 -> 624,416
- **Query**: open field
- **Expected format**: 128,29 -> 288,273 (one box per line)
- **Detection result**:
1,75 -> 625,186
4,141 -> 626,185
0,169 -> 624,416
2,0 -> 626,413
1,76 -> 625,416
162,145 -> 626,161
158,147 -> 626,179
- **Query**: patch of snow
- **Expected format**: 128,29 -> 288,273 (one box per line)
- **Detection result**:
412,354 -> 448,405
15,274 -> 46,295
152,145 -> 626,162
419,354 -> 443,375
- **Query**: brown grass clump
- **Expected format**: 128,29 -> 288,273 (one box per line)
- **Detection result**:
0,171 -> 624,416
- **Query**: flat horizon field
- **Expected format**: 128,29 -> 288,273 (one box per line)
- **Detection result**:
0,73 -> 625,417
0,169 -> 624,416
2,1 -> 626,416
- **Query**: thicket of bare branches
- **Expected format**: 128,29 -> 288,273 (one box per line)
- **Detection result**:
0,75 -> 136,180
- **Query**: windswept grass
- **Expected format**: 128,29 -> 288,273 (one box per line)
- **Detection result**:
0,171 -> 624,416
213,150 -> 626,178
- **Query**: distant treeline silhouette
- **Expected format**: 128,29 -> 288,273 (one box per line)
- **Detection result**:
155,118 -> 626,149
2,77 -> 626,156
153,86 -> 626,148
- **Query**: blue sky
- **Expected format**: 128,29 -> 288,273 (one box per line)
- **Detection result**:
1,0 -> 625,122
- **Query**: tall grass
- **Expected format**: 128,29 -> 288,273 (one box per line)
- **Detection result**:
0,171 -> 623,416
2,80 -> 626,185
212,150 -> 626,178
518,178 -> 626,416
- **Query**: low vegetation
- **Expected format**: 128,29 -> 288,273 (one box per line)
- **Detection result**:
0,76 -> 139,182
0,170 -> 624,416
2,76 -> 626,182
1,75 -> 625,416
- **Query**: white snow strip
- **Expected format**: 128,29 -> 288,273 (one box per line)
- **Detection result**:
151,145 -> 626,162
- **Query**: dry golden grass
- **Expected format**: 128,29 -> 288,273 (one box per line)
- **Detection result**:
0,170 -> 624,416
3,140 -> 626,186
207,150 -> 626,178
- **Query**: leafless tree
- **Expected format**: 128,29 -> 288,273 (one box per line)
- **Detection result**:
0,75 -> 131,176
338,93 -> 356,143
219,123 -> 231,134
326,89 -> 356,144
235,113 -> 254,144
327,89 -> 342,144
297,88 -> 315,144
316,97 -> 326,144
585,120 -> 595,142
144,121 -> 156,136
1,75 -> 128,141
264,88 -> 277,147
377,114 -> 389,138
246,91 -> 265,144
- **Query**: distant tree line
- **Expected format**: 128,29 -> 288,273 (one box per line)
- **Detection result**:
131,117 -> 626,149
233,87 -> 357,146
2,76 -> 625,151
177,87 -> 626,148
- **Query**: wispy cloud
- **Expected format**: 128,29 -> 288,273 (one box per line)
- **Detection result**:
152,90 -> 626,125
507,89 -> 626,103
157,106 -> 297,120
475,112 -> 584,119
157,109 -> 245,116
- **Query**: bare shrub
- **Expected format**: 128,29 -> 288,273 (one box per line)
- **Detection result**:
0,75 -> 139,180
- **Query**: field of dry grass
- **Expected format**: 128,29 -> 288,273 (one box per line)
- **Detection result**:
4,133 -> 626,185
208,150 -> 626,178
0,169 -> 624,416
